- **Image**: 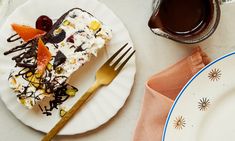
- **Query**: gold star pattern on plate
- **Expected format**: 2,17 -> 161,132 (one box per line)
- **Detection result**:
173,116 -> 186,130
198,97 -> 210,111
208,68 -> 221,81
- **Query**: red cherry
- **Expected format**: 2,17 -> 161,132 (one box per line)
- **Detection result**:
36,15 -> 53,32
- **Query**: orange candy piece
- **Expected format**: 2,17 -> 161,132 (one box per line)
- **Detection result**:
37,38 -> 52,74
11,24 -> 46,42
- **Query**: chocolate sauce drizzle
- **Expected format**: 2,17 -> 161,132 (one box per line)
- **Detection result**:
94,28 -> 101,38
3,8 -> 101,116
39,84 -> 78,116
7,34 -> 21,42
4,37 -> 73,115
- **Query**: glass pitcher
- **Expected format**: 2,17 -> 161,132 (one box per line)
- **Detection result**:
149,0 -> 234,44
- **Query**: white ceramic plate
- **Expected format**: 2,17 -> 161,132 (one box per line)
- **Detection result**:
0,0 -> 135,135
162,52 -> 235,141
0,0 -> 10,25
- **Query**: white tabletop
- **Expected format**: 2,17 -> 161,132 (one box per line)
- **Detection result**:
1,0 -> 235,141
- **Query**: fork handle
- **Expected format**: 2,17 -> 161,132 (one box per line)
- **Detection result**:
42,81 -> 101,141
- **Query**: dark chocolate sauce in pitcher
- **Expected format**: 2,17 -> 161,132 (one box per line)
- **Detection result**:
149,0 -> 213,36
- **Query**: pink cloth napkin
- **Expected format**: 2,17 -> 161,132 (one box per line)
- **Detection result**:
133,47 -> 211,141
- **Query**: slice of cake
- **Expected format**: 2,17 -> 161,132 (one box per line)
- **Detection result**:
5,8 -> 112,108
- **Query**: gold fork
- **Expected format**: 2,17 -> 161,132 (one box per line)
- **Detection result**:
42,43 -> 135,141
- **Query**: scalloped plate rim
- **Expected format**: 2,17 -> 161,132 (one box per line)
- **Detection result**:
0,0 -> 136,135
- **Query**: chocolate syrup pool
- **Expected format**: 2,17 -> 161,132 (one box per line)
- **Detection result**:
149,0 -> 213,35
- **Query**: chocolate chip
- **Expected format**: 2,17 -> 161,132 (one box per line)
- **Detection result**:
48,29 -> 66,43
66,35 -> 74,43
53,51 -> 67,69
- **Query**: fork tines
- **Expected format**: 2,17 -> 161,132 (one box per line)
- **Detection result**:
107,43 -> 135,71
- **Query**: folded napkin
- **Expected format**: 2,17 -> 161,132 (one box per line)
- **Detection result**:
133,47 -> 211,141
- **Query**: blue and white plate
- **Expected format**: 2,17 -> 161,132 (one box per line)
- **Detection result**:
163,52 -> 235,141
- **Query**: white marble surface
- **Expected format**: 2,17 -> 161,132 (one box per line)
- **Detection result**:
1,0 -> 235,141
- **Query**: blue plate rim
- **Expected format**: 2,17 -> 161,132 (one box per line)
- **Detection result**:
162,51 -> 235,141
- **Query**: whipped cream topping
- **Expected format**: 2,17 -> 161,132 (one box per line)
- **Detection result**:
8,8 -> 112,108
